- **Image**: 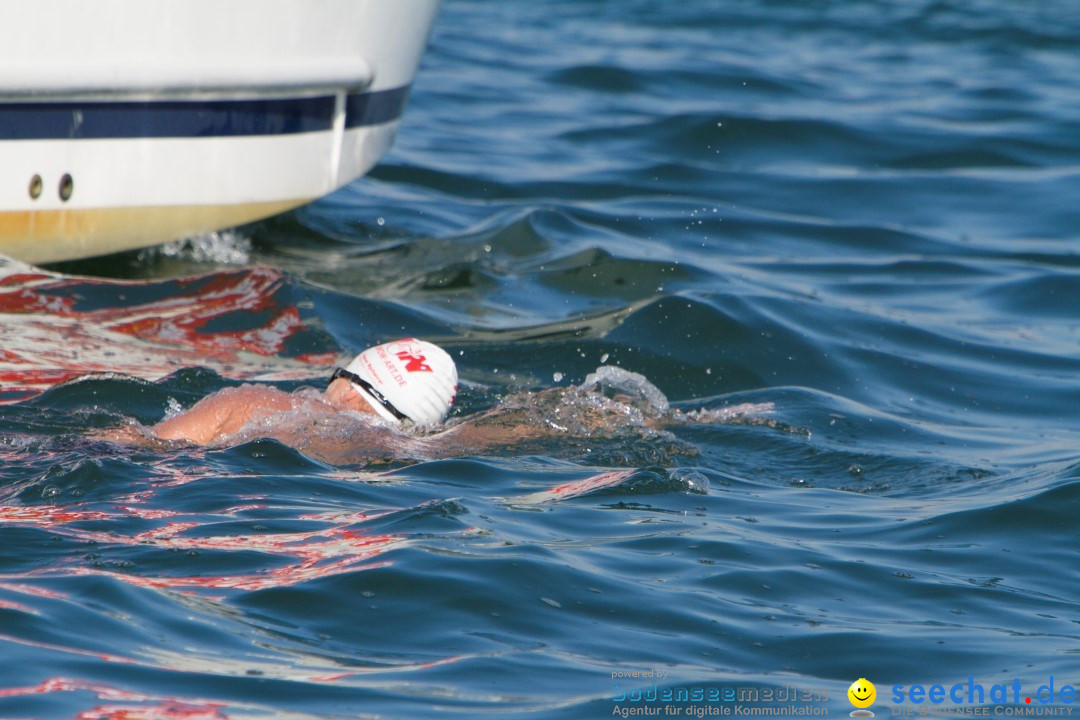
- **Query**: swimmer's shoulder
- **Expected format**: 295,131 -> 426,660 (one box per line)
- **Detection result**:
216,383 -> 297,410
154,383 -> 298,445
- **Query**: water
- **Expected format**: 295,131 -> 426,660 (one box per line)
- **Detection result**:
3,0 -> 1080,717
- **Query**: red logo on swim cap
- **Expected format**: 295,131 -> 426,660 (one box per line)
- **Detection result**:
396,351 -> 432,373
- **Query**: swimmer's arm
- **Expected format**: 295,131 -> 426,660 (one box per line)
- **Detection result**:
426,413 -> 550,456
93,422 -> 168,448
427,398 -> 777,455
152,386 -> 295,445
152,393 -> 234,445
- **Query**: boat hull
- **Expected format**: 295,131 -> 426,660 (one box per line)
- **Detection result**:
0,0 -> 440,264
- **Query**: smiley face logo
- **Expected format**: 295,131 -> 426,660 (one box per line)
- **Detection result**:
848,678 -> 876,709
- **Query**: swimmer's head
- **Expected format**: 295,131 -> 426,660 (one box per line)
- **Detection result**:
332,339 -> 458,427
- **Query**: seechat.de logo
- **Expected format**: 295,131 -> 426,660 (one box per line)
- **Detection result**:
848,678 -> 876,717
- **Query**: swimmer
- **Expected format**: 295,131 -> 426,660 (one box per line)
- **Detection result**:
103,337 -> 774,466
149,338 -> 457,446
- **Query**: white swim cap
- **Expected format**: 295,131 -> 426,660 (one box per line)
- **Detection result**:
341,338 -> 457,427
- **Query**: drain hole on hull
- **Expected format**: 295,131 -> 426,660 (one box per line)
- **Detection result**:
59,174 -> 74,202
29,175 -> 43,200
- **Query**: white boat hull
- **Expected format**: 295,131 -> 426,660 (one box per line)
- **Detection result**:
0,0 -> 440,264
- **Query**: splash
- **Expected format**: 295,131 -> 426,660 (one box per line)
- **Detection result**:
580,365 -> 670,413
445,367 -> 775,467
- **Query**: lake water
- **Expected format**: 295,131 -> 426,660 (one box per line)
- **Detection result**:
2,0 -> 1079,717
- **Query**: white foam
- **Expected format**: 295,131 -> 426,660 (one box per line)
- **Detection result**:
154,230 -> 252,265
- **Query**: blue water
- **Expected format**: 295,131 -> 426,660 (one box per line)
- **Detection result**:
4,0 -> 1080,717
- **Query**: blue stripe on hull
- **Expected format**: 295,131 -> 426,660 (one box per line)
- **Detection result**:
344,85 -> 411,128
0,86 -> 409,140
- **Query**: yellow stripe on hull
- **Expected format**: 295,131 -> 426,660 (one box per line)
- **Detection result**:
0,200 -> 309,265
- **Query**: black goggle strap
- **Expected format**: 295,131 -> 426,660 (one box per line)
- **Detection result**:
330,367 -> 410,423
